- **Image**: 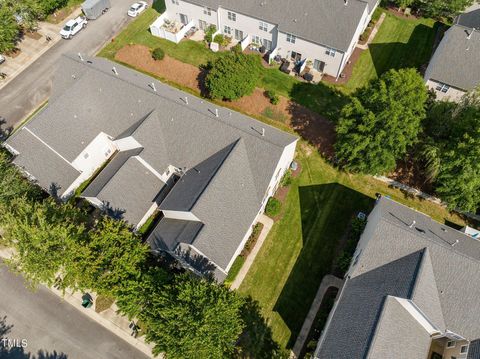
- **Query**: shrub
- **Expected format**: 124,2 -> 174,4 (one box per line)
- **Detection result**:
205,52 -> 261,100
231,43 -> 242,53
265,90 -> 280,105
280,170 -> 292,187
265,197 -> 281,218
151,47 -> 165,61
204,25 -> 216,43
213,34 -> 231,47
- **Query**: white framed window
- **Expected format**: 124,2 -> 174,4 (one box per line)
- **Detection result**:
259,21 -> 268,32
460,345 -> 469,354
252,35 -> 261,45
224,26 -> 232,35
286,33 -> 296,43
447,341 -> 456,349
263,39 -> 272,50
227,11 -> 236,21
435,82 -> 450,93
203,7 -> 211,15
171,0 -> 179,5
325,47 -> 336,57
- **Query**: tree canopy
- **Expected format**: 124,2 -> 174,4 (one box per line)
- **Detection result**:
391,0 -> 474,18
0,6 -> 20,53
335,68 -> 428,174
205,52 -> 261,100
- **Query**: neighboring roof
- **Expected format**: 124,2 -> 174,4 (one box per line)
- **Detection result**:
456,8 -> 480,29
186,0 -> 370,52
94,157 -> 165,224
148,217 -> 203,252
424,24 -> 480,91
468,339 -> 480,359
316,197 -> 480,358
5,54 -> 297,275
6,128 -> 80,197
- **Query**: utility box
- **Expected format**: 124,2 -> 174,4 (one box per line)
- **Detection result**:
82,0 -> 111,20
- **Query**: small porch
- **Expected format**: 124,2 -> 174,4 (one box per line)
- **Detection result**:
150,13 -> 197,44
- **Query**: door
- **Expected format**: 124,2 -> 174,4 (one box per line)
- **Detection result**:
263,39 -> 272,51
199,20 -> 207,30
179,14 -> 188,25
291,51 -> 302,62
234,29 -> 244,41
313,59 -> 326,72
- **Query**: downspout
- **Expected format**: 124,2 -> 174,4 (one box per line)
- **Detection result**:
335,51 -> 346,81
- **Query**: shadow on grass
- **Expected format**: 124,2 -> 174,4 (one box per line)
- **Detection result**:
368,22 -> 442,78
272,183 -> 374,348
152,0 -> 166,13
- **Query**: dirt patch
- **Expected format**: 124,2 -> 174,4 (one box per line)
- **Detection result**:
323,47 -> 364,86
25,31 -> 42,40
47,6 -> 80,24
115,44 -> 336,157
388,155 -> 434,195
5,48 -> 21,58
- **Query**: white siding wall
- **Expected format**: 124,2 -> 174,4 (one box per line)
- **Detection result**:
276,33 -> 344,77
217,8 -> 276,45
224,139 -> 298,272
71,132 -> 115,174
426,79 -> 466,103
166,0 -> 217,30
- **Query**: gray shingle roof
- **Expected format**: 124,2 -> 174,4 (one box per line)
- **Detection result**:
187,0 -> 371,52
148,217 -> 203,251
468,339 -> 480,359
5,54 -> 297,274
424,24 -> 480,91
456,8 -> 480,30
316,197 -> 480,358
7,128 -> 80,197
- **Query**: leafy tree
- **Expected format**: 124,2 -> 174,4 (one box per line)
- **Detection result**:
205,53 -> 261,100
414,0 -> 474,18
142,274 -> 245,358
37,0 -> 68,15
14,0 -> 44,31
0,6 -> 19,53
392,0 -> 415,8
69,216 -> 150,296
1,198 -> 87,288
335,68 -> 428,174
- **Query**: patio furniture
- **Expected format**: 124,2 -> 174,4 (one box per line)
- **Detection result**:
280,60 -> 291,74
303,72 -> 314,82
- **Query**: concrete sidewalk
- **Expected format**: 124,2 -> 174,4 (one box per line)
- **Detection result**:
230,214 -> 274,290
0,8 -> 82,91
357,12 -> 386,50
0,247 -> 155,358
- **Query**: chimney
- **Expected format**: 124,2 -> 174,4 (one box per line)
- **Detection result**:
78,53 -> 84,61
112,66 -> 118,75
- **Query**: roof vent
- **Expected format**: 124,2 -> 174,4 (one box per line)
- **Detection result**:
184,96 -> 188,105
451,239 -> 459,247
409,220 -> 416,228
293,18 -> 297,22
72,74 -> 76,79
150,82 -> 157,92
78,53 -> 84,61
261,128 -> 265,136
468,28 -> 475,40
112,66 -> 118,76
344,0 -> 348,5
215,108 -> 219,117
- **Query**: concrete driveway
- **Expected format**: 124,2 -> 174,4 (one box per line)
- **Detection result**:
0,263 -> 150,359
0,0 -> 139,133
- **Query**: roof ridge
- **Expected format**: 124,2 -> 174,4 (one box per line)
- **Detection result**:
61,54 -> 295,150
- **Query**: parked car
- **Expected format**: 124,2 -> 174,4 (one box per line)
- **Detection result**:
127,1 -> 148,17
60,16 -> 87,39
0,55 -> 5,65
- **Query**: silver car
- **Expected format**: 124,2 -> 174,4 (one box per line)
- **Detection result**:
0,55 -> 5,65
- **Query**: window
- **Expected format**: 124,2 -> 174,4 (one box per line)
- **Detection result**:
460,345 -> 469,354
325,47 -> 336,57
263,39 -> 272,51
259,21 -> 268,32
171,0 -> 179,4
447,341 -> 456,349
286,33 -> 296,43
252,35 -> 261,45
227,11 -> 236,21
224,26 -> 232,35
203,7 -> 211,15
435,82 -> 450,93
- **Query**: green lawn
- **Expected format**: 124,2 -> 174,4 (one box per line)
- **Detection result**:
340,11 -> 440,92
238,142 -> 464,349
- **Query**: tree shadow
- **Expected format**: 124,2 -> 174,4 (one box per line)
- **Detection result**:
0,316 -> 68,358
237,297 -> 287,359
367,22 -> 442,79
272,183 -> 374,348
0,116 -> 13,141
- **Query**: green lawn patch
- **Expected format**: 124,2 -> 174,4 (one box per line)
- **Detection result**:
224,256 -> 245,287
238,142 -> 464,349
341,11 -> 440,92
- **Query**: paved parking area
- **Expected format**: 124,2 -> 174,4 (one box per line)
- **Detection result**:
0,263 -> 150,359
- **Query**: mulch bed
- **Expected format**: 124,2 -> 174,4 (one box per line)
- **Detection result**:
388,156 -> 434,195
115,44 -> 336,158
386,6 -> 420,19
322,47 -> 364,86
5,48 -> 21,58
25,31 -> 42,40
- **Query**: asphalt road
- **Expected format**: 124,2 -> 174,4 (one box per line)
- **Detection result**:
0,0 -> 137,132
0,263 -> 149,359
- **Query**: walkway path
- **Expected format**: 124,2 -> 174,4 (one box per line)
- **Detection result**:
290,274 -> 344,358
230,214 -> 274,290
357,12 -> 386,50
